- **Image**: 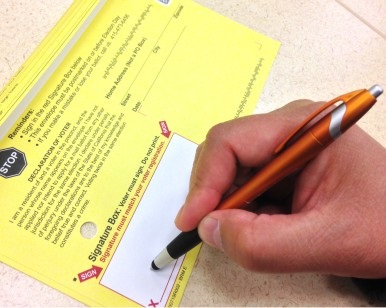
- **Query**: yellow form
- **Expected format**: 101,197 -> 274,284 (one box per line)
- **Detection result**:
0,0 -> 279,306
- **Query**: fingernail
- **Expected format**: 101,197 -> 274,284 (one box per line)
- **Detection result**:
174,204 -> 185,225
199,216 -> 223,251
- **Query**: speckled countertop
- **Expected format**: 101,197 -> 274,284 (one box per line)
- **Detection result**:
0,0 -> 385,306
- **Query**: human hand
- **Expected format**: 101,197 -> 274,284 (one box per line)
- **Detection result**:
175,100 -> 386,278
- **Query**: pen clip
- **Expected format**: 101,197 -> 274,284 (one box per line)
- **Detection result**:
274,89 -> 365,154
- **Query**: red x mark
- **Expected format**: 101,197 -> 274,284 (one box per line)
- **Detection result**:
148,299 -> 159,307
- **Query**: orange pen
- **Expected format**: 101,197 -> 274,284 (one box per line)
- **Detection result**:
151,85 -> 383,270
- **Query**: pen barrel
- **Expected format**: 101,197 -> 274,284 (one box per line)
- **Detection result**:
218,89 -> 379,211
218,132 -> 324,210
337,90 -> 376,133
312,90 -> 376,144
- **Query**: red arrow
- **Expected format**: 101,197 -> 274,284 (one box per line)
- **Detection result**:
159,121 -> 171,138
78,265 -> 103,283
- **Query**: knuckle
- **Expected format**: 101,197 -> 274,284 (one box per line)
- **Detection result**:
206,122 -> 227,142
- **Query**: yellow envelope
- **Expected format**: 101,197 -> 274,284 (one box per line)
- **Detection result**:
0,0 -> 279,306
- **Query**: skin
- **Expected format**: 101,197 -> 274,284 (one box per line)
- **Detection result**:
175,100 -> 386,278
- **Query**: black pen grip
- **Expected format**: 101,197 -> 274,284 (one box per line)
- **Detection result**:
166,229 -> 202,259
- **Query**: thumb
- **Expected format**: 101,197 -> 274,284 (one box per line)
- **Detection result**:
198,209 -> 324,273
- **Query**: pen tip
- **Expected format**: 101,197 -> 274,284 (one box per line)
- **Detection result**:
151,260 -> 160,271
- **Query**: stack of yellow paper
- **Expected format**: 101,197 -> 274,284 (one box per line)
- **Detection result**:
0,0 -> 279,306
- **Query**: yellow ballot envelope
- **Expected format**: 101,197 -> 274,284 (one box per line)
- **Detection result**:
0,0 -> 279,306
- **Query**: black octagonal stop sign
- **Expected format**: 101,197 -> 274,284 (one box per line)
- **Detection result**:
0,148 -> 27,178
